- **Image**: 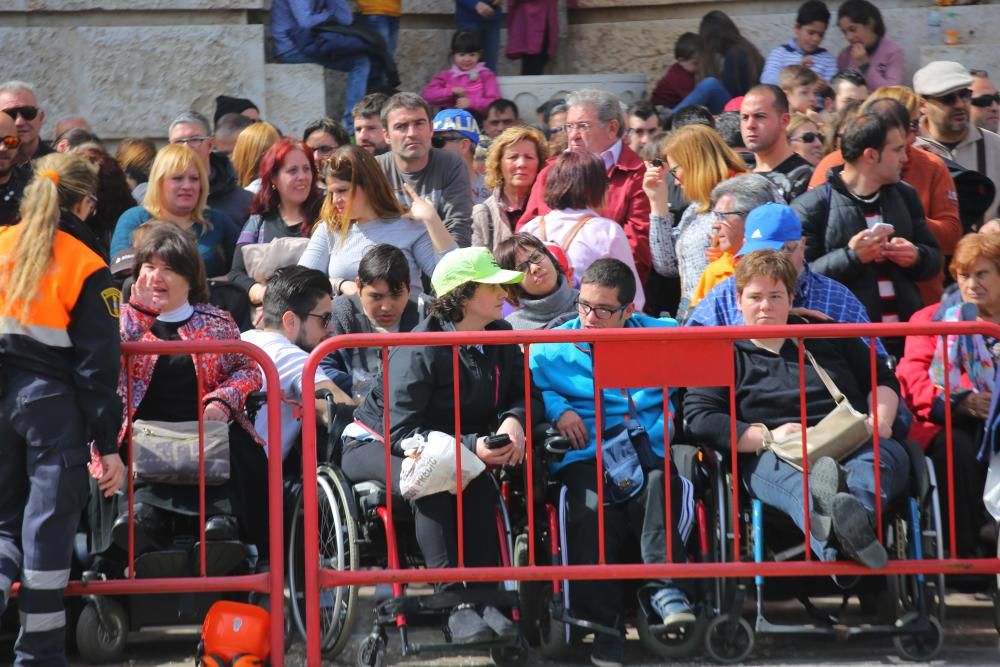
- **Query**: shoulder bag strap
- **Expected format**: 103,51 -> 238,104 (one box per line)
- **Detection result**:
536,215 -> 548,242
977,136 -> 986,176
561,215 -> 594,251
803,349 -> 847,404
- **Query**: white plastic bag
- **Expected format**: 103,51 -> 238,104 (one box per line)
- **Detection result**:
398,431 -> 486,500
984,449 -> 1000,522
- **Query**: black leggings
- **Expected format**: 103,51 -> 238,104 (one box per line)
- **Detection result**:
340,438 -> 500,589
926,427 -> 989,557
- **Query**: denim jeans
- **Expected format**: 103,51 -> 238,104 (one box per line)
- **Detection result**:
359,14 -> 399,88
457,19 -> 500,73
744,438 -> 910,562
673,77 -> 732,114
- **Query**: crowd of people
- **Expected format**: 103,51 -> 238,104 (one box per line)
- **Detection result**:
2,0 -> 1000,665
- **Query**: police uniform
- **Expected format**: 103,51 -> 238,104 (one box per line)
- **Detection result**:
0,211 -> 120,665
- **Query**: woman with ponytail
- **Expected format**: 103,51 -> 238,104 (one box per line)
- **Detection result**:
0,152 -> 125,665
297,144 -> 457,297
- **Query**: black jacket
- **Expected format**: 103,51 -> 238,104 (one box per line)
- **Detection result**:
208,152 -> 252,228
791,168 -> 941,324
353,315 -> 539,456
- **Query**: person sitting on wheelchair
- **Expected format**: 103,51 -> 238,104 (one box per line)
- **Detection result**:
529,258 -> 696,667
683,249 -> 911,569
343,247 -> 535,645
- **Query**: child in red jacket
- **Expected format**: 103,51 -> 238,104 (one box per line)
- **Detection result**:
421,30 -> 501,118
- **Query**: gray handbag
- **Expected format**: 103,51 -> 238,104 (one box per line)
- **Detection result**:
131,419 -> 230,485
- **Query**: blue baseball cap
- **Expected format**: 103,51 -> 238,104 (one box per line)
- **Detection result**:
736,202 -> 802,257
432,109 -> 480,144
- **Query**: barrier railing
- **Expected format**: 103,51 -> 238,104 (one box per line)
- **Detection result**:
9,340 -> 286,667
299,321 -> 1000,666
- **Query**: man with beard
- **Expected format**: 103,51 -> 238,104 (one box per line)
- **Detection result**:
740,84 -> 813,201
0,81 -> 54,168
241,266 -> 354,462
914,61 -> 1000,222
352,92 -> 390,155
0,111 -> 28,226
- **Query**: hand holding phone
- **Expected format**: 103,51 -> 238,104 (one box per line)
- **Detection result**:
869,222 -> 894,239
484,434 -> 511,450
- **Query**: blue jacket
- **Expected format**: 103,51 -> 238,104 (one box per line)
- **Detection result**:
271,0 -> 354,58
456,0 -> 503,26
111,206 -> 239,277
529,313 -> 678,473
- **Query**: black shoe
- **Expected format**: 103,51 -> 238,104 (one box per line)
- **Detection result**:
205,514 -> 238,541
590,631 -> 625,667
831,493 -> 887,569
111,503 -> 167,554
810,457 -> 847,542
447,604 -> 495,644
481,605 -> 518,640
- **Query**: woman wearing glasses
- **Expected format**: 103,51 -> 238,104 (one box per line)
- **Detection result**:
110,144 -> 239,277
230,139 -> 323,306
787,114 -> 826,167
298,145 -> 456,297
494,232 -> 577,329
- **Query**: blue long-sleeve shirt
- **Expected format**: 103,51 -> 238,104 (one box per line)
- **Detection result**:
271,0 -> 354,57
528,313 -> 678,473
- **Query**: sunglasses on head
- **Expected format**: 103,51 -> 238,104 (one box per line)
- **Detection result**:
2,106 -> 39,121
0,135 -> 20,150
971,93 -> 1000,108
791,131 -> 825,144
928,88 -> 973,106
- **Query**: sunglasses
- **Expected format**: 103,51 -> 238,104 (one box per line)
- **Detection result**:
971,93 -> 1000,108
431,135 -> 466,148
791,131 -> 825,144
927,88 -> 973,106
2,106 -> 39,121
0,135 -> 20,150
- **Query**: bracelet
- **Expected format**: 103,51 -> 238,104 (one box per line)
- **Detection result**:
335,278 -> 346,295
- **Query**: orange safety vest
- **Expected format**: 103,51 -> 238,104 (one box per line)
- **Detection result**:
0,227 -> 110,348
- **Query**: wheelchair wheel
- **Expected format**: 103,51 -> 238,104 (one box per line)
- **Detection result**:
288,465 -> 359,659
513,533 -> 543,646
893,614 -> 944,661
636,607 -> 706,659
704,614 -> 753,664
490,637 -> 529,667
75,597 -> 128,664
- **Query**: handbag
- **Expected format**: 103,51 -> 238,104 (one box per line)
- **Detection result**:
601,391 -> 660,505
240,237 -> 310,284
760,350 -> 871,471
397,430 -> 486,500
131,419 -> 231,485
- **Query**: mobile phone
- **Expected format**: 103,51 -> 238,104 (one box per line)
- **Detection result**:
651,158 -> 664,168
870,222 -> 894,238
485,434 -> 511,449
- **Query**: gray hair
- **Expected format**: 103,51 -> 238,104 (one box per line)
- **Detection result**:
168,111 -> 211,137
565,89 -> 625,138
0,80 -> 38,100
710,173 -> 783,211
380,92 -> 432,128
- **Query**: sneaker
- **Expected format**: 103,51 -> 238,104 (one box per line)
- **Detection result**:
809,457 -> 847,542
590,631 -> 625,667
649,586 -> 696,628
831,493 -> 887,569
448,604 -> 495,644
481,605 -> 518,640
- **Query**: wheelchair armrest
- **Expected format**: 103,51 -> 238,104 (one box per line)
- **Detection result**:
537,425 -> 571,460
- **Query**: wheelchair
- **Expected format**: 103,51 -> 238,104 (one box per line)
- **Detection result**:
513,427 -> 729,662
285,393 -> 529,666
702,438 -> 947,663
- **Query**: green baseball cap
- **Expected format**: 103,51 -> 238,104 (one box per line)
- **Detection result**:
431,247 -> 524,298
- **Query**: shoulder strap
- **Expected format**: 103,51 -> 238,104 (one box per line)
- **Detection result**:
536,215 -> 548,242
561,215 -> 593,251
977,136 -> 986,176
803,349 -> 846,404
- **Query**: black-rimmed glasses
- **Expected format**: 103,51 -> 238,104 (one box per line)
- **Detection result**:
305,312 -> 334,328
576,299 -> 628,320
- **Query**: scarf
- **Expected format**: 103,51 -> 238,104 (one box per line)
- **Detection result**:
928,304 -> 995,394
506,275 -> 579,330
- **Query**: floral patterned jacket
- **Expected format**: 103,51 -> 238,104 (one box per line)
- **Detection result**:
117,302 -> 262,445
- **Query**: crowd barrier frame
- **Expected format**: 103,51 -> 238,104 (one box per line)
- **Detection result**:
9,340 -> 287,667
296,321 -> 1000,667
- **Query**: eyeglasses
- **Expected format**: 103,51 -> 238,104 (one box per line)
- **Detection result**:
971,93 -> 1000,108
311,144 -> 338,157
576,299 -> 628,320
171,136 -> 211,146
86,193 -> 99,219
515,250 -> 546,273
908,119 -> 921,132
2,106 -> 39,121
431,134 -> 466,148
790,131 -> 825,144
305,312 -> 334,328
668,163 -> 682,178
0,135 -> 20,150
927,88 -> 973,106
712,209 -> 746,223
564,121 -> 599,133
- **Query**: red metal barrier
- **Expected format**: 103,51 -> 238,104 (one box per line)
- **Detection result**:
10,340 -> 287,666
299,321 -> 1000,667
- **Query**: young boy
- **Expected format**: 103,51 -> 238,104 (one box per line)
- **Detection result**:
761,1 -> 837,85
652,32 -> 700,108
780,64 -> 820,115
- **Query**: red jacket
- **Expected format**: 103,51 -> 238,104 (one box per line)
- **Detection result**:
896,303 -> 973,448
519,143 -> 652,283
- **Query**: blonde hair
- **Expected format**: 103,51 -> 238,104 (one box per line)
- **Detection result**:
786,113 -> 817,138
143,144 -> 209,225
1,153 -> 98,323
115,138 -> 156,179
662,124 -> 747,211
231,122 -> 281,187
863,85 -> 921,117
484,126 -> 550,190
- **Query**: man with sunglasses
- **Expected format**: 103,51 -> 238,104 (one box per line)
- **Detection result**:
432,108 -> 488,205
0,111 -> 29,227
970,70 -> 999,134
0,80 -> 53,168
241,266 -> 353,462
914,60 -> 1000,222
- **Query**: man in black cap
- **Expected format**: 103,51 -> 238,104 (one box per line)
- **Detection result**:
214,95 -> 261,127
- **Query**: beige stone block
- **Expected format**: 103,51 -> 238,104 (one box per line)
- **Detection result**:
265,62 -> 327,138
23,1 -> 264,11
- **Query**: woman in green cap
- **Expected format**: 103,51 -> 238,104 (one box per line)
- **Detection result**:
344,246 -> 538,644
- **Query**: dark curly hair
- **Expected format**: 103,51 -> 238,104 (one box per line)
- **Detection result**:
429,281 -> 479,323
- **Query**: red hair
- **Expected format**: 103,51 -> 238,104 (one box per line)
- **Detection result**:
250,138 -> 323,233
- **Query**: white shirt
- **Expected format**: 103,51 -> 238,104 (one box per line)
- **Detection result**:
241,329 -> 330,461
599,139 -> 623,172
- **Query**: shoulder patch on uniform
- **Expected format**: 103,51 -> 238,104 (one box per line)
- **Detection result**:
101,287 -> 121,318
